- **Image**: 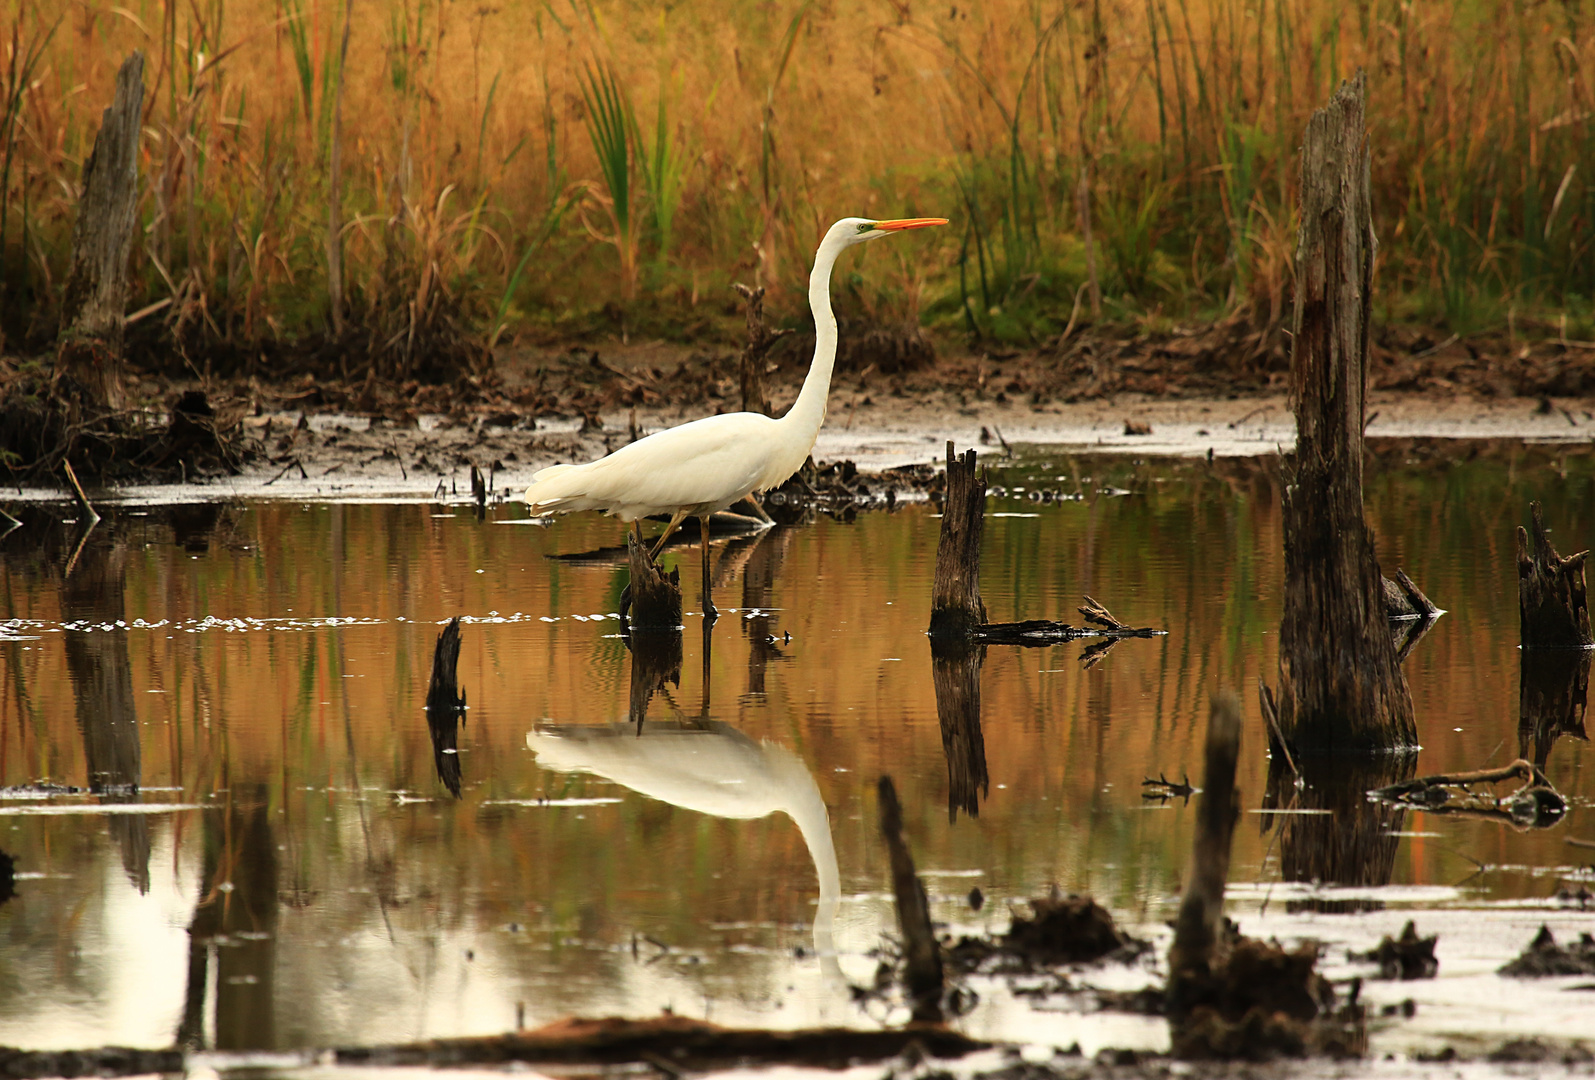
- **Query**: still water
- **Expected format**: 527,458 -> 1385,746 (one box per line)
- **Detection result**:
1,441 -> 1592,1057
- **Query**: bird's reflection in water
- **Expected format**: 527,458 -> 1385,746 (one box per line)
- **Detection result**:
529,611 -> 842,984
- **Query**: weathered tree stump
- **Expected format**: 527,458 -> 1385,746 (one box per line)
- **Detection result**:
932,640 -> 988,822
56,51 -> 144,414
733,283 -> 791,417
1168,694 -> 1241,1020
928,443 -> 987,640
1270,71 -> 1415,753
619,531 -> 682,631
877,775 -> 943,1023
425,617 -> 467,798
1518,649 -> 1590,769
1517,501 -> 1592,650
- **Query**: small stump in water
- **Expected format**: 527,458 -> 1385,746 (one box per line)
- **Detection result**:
1518,501 -> 1592,650
620,531 -> 682,631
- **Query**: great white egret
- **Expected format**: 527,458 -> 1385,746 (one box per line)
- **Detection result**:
523,215 -> 948,615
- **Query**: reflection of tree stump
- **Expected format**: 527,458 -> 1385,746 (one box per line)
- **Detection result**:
1519,650 -> 1591,769
425,618 -> 467,798
1271,72 -> 1414,752
61,528 -> 149,893
877,776 -> 943,1023
932,640 -> 988,822
1517,501 -> 1592,650
621,531 -> 682,631
928,443 -> 987,640
626,628 -> 683,728
1169,694 -> 1241,1012
1265,751 -> 1416,914
57,51 -> 144,414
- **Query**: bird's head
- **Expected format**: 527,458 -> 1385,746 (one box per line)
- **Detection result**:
828,215 -> 949,248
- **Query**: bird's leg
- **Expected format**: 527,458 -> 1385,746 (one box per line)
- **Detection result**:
648,510 -> 689,560
740,492 -> 775,525
699,515 -> 719,620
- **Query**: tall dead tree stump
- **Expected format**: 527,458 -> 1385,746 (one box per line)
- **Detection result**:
57,51 -> 144,414
1517,501 -> 1591,650
1270,71 -> 1415,753
928,443 -> 987,640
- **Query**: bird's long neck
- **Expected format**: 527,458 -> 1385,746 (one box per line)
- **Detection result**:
780,233 -> 846,438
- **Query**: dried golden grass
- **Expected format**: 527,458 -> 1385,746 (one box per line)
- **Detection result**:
0,0 -> 1590,366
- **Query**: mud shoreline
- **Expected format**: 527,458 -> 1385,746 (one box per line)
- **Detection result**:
3,388 -> 1590,507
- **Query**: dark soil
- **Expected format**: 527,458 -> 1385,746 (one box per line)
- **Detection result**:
1499,926 -> 1595,977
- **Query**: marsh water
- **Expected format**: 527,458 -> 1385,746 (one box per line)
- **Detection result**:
1,440 -> 1593,1061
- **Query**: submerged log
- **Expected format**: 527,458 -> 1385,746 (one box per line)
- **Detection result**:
1168,693 -> 1242,1020
1517,501 -> 1592,649
928,443 -> 987,639
618,531 -> 682,631
56,51 -> 144,413
877,775 -> 943,1022
1271,71 -> 1414,752
931,640 -> 988,821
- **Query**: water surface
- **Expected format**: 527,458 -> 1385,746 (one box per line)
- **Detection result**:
1,440 -> 1592,1055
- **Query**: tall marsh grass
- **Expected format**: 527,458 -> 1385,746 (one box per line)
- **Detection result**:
1,0 -> 1592,369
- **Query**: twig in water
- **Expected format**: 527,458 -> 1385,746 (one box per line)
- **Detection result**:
991,425 -> 1012,454
392,438 -> 407,480
62,461 -> 100,525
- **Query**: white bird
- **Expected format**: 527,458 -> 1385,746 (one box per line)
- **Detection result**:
524,215 -> 947,615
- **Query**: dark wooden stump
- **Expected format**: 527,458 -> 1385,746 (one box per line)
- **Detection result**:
733,283 -> 791,417
1271,71 -> 1415,753
932,640 -> 988,822
877,776 -> 943,1023
425,618 -> 467,798
619,531 -> 682,631
1517,501 -> 1592,649
1168,694 -> 1241,1021
1519,649 -> 1590,769
57,51 -> 144,413
928,443 -> 987,640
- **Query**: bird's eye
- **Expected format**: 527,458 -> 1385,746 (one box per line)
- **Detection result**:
855,221 -> 875,234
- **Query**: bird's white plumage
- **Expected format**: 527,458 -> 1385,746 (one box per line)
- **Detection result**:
523,215 -> 945,524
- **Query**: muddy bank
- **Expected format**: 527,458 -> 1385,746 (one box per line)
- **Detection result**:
2,387 -> 1589,507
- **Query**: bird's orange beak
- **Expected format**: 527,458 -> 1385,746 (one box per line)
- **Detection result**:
873,217 -> 949,231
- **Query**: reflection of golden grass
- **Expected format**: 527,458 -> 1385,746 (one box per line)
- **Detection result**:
4,455 -> 1591,957
8,0 -> 1591,348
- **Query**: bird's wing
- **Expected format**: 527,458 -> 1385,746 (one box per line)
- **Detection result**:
525,413 -> 780,517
